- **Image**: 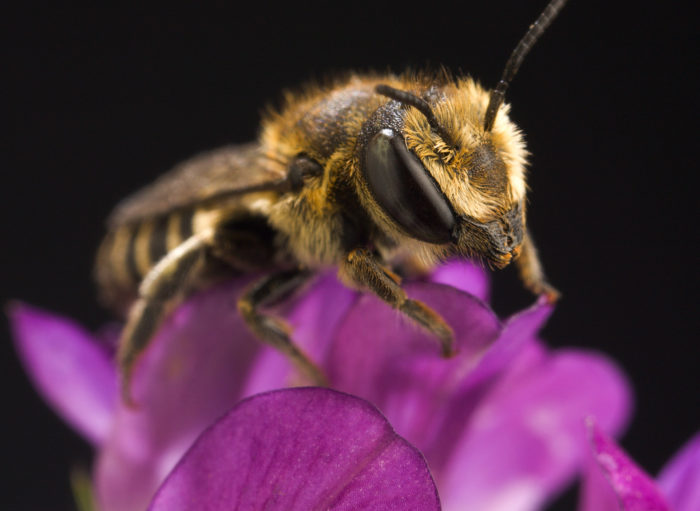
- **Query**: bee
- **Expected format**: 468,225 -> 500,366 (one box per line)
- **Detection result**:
96,0 -> 567,400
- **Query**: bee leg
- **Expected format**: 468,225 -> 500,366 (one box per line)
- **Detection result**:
516,230 -> 560,303
340,248 -> 456,357
118,233 -> 210,405
237,269 -> 328,385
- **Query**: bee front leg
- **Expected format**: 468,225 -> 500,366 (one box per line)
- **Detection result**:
237,269 -> 328,386
516,230 -> 560,303
340,248 -> 456,357
118,233 -> 210,405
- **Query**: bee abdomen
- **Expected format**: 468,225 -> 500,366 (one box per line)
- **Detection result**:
95,209 -> 195,312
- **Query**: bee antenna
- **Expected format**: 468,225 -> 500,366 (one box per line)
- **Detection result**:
375,84 -> 454,147
483,0 -> 569,132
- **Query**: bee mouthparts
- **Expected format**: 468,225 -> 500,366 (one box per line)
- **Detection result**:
493,244 -> 522,269
511,244 -> 522,260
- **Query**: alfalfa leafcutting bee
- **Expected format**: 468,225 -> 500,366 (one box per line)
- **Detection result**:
95,0 -> 567,399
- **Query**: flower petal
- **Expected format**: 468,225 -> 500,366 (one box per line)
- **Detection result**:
242,262 -> 488,395
148,388 -> 441,511
328,281 -> 502,448
429,259 -> 490,302
439,349 -> 632,511
580,420 -> 671,511
95,277 -> 264,511
657,431 -> 700,511
8,302 -> 117,445
242,271 -> 357,396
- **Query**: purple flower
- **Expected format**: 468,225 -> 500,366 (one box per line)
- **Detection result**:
580,420 -> 700,511
10,260 -> 634,510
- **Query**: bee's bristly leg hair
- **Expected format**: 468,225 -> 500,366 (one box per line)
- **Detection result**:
237,269 -> 328,385
515,230 -> 560,303
340,248 -> 456,357
118,233 -> 210,406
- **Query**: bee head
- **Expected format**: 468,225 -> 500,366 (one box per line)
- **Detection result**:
356,0 -> 568,267
358,80 -> 528,268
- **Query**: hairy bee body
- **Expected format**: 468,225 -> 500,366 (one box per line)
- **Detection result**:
97,74 -> 527,313
96,0 -> 568,400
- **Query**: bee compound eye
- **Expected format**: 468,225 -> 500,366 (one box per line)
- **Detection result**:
364,129 -> 455,244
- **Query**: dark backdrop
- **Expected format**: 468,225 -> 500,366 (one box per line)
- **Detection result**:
3,1 -> 697,509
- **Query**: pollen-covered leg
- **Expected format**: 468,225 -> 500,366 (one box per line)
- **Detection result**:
118,233 -> 210,405
237,269 -> 328,385
340,248 -> 456,357
516,230 -> 560,303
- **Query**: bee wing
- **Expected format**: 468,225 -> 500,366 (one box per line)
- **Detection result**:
107,143 -> 286,227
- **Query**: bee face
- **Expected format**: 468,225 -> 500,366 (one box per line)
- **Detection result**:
453,200 -> 525,269
358,79 -> 528,268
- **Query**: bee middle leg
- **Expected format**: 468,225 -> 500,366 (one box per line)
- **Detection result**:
237,269 -> 328,386
340,248 -> 456,357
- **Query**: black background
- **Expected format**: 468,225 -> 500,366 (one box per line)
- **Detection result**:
3,1 -> 697,509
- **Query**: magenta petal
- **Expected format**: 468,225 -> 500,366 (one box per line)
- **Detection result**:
462,298 -> 553,388
242,271 -> 357,396
439,350 -> 631,511
329,281 -> 501,444
95,278 -> 264,511
285,271 -> 358,359
8,302 -> 117,445
581,420 -> 671,511
148,388 -> 441,511
244,263 -> 486,395
579,434 -> 621,511
657,431 -> 700,511
429,259 -> 490,302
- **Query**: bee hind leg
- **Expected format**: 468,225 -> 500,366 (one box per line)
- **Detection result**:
340,248 -> 456,357
118,233 -> 210,406
237,269 -> 328,386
